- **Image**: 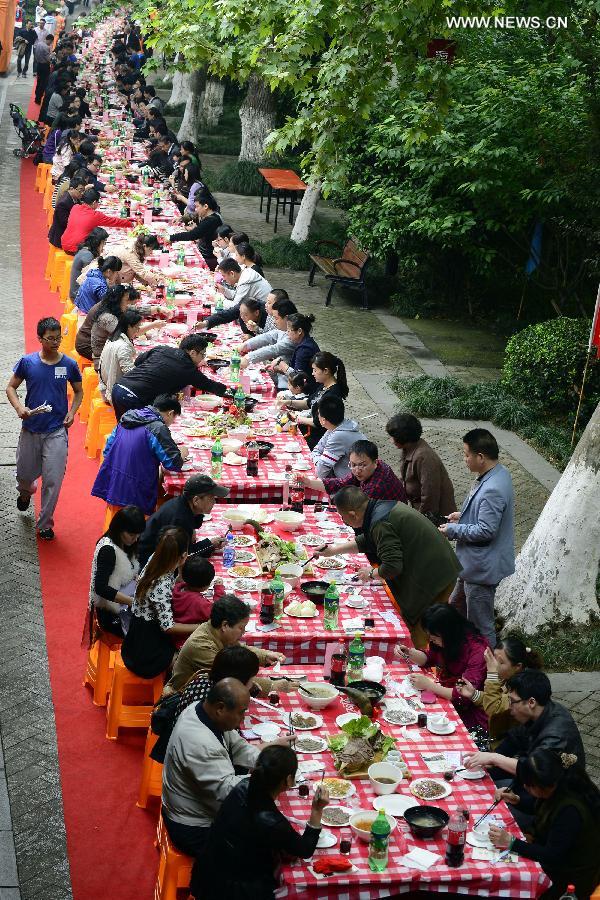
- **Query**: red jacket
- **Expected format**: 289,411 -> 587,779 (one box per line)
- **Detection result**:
171,581 -> 214,648
60,205 -> 131,254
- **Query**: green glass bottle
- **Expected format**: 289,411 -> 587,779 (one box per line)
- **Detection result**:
347,632 -> 365,682
368,809 -> 391,872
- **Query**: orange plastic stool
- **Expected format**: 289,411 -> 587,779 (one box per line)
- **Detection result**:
85,399 -> 116,458
79,367 -> 100,423
43,176 -> 54,212
83,632 -> 122,706
50,250 -> 69,293
591,887 -> 600,900
96,420 -> 116,460
103,504 -> 123,530
154,813 -> 193,900
106,654 -> 164,740
137,728 -> 163,808
73,350 -> 92,371
47,199 -> 55,227
45,244 -> 57,280
59,311 -> 78,354
35,162 -> 51,193
59,258 -> 74,303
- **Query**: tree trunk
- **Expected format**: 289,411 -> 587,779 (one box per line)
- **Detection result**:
290,181 -> 322,244
495,400 -> 600,632
238,76 -> 276,163
202,78 -> 225,129
177,70 -> 205,143
167,70 -> 190,109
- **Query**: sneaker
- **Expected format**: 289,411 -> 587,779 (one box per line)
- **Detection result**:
38,528 -> 55,541
16,494 -> 31,511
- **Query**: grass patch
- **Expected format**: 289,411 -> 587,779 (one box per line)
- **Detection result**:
389,374 -> 578,469
508,624 -> 600,671
203,161 -> 264,196
255,219 -> 349,271
198,99 -> 242,157
405,318 -> 506,371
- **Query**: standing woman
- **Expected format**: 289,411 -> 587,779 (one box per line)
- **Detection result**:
108,233 -> 161,287
273,313 -> 320,394
74,255 -> 122,314
288,351 -> 349,449
89,505 -> 146,637
121,527 -> 197,678
69,227 -> 108,301
396,603 -> 488,731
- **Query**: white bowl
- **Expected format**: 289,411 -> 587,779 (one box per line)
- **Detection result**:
274,510 -> 305,532
195,395 -> 221,410
336,712 -> 361,728
367,762 -> 404,796
221,438 -> 243,454
298,681 -> 339,710
224,510 -> 250,531
349,810 -> 397,843
275,563 -> 303,587
229,425 -> 251,437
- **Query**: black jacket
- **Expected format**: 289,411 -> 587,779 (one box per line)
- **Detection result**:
497,700 -> 586,772
137,494 -> 213,567
205,301 -> 267,337
170,212 -> 221,265
194,779 -> 320,900
115,345 -> 227,406
48,191 -> 76,248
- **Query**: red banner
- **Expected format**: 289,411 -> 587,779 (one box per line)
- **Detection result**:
589,285 -> 600,359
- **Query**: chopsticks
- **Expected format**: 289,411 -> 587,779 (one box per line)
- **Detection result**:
473,799 -> 501,829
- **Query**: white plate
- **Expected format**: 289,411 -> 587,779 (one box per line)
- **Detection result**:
286,445 -> 303,453
297,534 -> 326,547
314,556 -> 346,570
232,549 -> 257,563
427,721 -> 457,736
294,736 -> 328,754
373,795 -> 420,817
295,461 -> 311,471
410,778 -> 452,801
462,768 -> 486,780
335,712 -> 361,728
231,577 -> 260,593
383,708 -> 419,727
286,712 -> 323,730
466,831 -> 493,849
252,722 -> 281,740
232,534 -> 257,547
228,566 -> 262,578
284,605 -> 318,618
321,779 -> 356,801
346,596 -> 368,609
320,806 -> 354,828
317,829 -> 337,849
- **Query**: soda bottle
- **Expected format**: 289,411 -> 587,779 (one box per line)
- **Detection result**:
259,586 -> 275,625
289,473 -> 305,513
120,198 -> 128,218
282,464 -> 293,508
558,886 -> 578,900
323,580 -> 339,631
347,633 -> 365,682
246,440 -> 259,477
153,190 -> 161,211
155,283 -> 165,304
177,246 -> 185,266
234,386 -> 245,411
210,437 -> 223,478
214,292 -> 224,311
222,531 -> 236,570
329,640 -> 347,686
271,574 -> 285,619
368,809 -> 391,872
445,810 -> 469,867
230,348 -> 241,384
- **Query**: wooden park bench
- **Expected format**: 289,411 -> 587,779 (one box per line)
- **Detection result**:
308,238 -> 370,309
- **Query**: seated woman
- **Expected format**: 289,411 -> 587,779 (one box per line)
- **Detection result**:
151,644 -> 260,763
488,749 -> 600,899
74,255 -> 123,314
193,745 -> 329,900
234,241 -> 265,278
121,527 -> 197,678
89,505 -> 146,637
98,308 -> 143,403
285,351 -> 349,448
108,233 -> 161,287
69,227 -> 108,301
457,636 -> 543,745
272,313 -> 319,393
396,603 -> 488,731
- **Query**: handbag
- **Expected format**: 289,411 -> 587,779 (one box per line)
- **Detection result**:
121,614 -> 174,679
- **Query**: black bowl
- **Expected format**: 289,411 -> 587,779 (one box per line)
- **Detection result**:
346,680 -> 386,703
404,805 -> 449,839
244,440 -> 273,459
207,358 -> 229,371
300,580 -> 330,604
203,332 -> 219,343
125,174 -> 139,183
151,207 -> 163,216
244,396 -> 259,412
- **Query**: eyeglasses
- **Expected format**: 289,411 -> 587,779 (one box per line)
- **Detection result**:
508,697 -> 528,707
41,335 -> 62,344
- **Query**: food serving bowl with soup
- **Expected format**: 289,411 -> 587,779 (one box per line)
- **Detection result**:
221,438 -> 244,454
194,395 -> 221,411
298,681 -> 340,710
367,762 -> 404,795
275,563 -> 303,587
273,510 -> 305,531
300,581 -> 329,604
223,510 -> 250,531
349,811 -> 397,843
403,805 -> 449,839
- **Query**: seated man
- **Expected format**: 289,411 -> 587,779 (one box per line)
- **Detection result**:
303,439 -> 407,503
91,393 -> 187,515
311,395 -> 366,480
239,296 -> 297,369
202,258 -> 272,328
161,678 -> 261,855
165,594 -> 287,694
137,474 -> 229,567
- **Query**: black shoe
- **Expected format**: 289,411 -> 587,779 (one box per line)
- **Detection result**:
38,528 -> 55,541
17,494 -> 31,511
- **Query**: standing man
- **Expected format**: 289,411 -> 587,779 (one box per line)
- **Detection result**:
439,429 -> 515,648
15,20 -> 37,78
6,317 -> 82,541
33,34 -> 54,105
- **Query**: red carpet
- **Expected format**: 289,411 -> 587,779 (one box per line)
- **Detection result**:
19,97 -> 156,900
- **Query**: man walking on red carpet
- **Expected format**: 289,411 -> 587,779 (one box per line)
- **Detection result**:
6,316 -> 83,540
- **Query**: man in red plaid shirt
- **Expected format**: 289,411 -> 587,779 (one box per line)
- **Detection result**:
301,439 -> 407,503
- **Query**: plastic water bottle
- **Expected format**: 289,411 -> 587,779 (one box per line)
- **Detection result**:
222,531 -> 236,570
271,574 -> 285,620
230,348 -> 241,384
347,632 -> 365,682
323,580 -> 339,631
368,809 -> 391,872
210,437 -> 223,478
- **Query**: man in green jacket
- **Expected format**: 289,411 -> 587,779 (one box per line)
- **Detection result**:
321,485 -> 462,648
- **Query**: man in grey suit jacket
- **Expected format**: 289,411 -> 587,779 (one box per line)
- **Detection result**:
440,429 -> 515,647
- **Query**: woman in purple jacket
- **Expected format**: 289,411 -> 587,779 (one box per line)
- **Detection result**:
396,603 -> 489,731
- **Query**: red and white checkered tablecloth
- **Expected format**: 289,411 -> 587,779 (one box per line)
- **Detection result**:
196,505 -> 410,662
246,665 -> 551,900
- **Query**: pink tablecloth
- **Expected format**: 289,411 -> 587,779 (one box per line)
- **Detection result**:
197,504 -> 410,663
247,665 -> 551,900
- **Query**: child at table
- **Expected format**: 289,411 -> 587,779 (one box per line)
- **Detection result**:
171,556 -> 225,648
275,369 -> 309,404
